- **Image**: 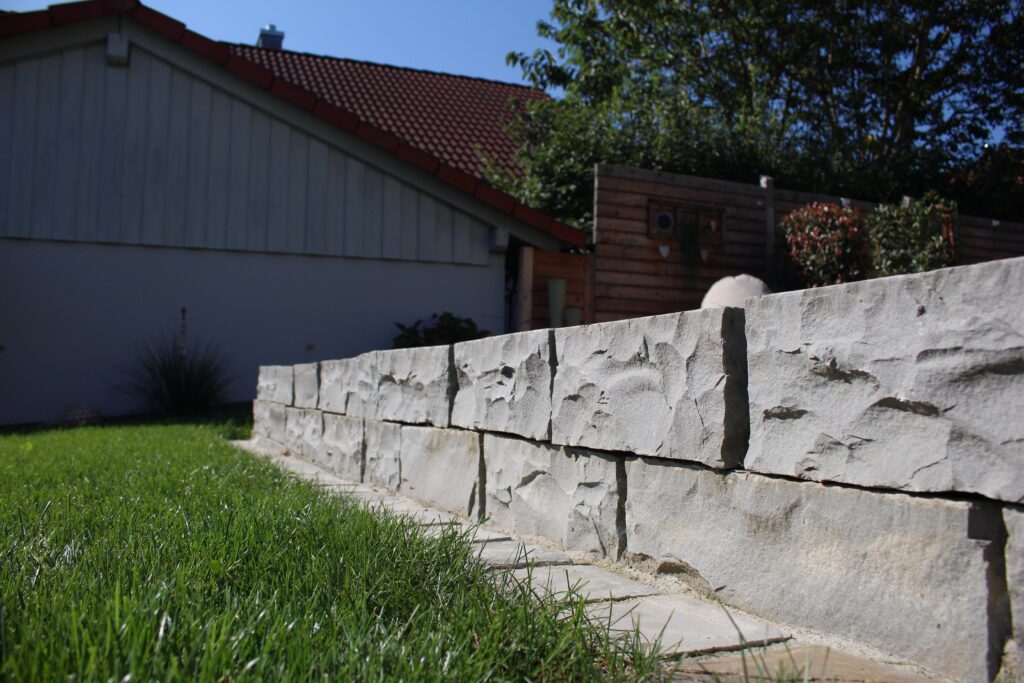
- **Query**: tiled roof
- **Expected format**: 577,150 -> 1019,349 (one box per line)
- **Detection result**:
229,45 -> 546,180
0,0 -> 586,247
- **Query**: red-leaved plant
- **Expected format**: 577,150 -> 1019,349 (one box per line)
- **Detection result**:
782,202 -> 869,287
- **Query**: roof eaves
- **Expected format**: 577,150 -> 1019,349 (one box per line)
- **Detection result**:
0,0 -> 587,249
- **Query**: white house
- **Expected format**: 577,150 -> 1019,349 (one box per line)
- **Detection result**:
0,1 -> 584,425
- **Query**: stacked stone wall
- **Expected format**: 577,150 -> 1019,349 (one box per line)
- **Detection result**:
253,256 -> 1024,682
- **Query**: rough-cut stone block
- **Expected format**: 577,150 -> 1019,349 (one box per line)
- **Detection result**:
484,434 -> 620,557
364,419 -> 401,491
400,426 -> 479,518
256,365 -> 293,404
745,257 -> 1024,503
318,354 -> 376,416
1005,506 -> 1024,682
293,363 -> 319,409
252,399 -> 286,444
318,414 -> 363,482
552,308 -> 747,468
624,457 -> 1003,682
284,407 -> 322,459
451,330 -> 553,440
374,347 -> 452,427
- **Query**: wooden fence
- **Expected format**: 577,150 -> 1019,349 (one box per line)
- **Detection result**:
517,164 -> 1024,329
591,164 -> 1024,324
515,248 -> 591,331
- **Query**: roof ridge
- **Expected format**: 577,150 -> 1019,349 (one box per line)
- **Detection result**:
227,43 -> 548,96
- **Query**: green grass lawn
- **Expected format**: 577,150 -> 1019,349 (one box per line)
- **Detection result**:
0,421 -> 662,681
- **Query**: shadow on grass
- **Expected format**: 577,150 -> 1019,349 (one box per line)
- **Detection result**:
0,401 -> 254,440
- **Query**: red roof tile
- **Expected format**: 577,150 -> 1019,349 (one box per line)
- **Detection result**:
228,45 -> 546,181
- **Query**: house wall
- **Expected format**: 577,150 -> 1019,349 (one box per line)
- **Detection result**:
0,41 -> 494,266
0,20 -> 548,425
0,238 -> 506,425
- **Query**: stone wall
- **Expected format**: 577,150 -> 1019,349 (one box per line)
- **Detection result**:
252,256 -> 1024,682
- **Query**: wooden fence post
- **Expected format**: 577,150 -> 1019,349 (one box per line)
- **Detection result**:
761,175 -> 776,287
516,246 -> 534,331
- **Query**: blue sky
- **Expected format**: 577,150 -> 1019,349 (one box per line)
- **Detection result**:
4,0 -> 559,86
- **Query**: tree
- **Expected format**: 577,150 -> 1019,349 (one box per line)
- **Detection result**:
493,0 -> 1024,226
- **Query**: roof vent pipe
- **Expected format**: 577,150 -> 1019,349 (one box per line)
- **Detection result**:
257,24 -> 284,49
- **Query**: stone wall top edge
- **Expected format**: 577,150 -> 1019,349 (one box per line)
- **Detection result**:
452,327 -> 552,352
745,255 -> 1024,310
553,305 -> 738,339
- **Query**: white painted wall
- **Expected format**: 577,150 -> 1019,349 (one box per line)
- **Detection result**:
0,238 -> 506,425
0,43 -> 494,266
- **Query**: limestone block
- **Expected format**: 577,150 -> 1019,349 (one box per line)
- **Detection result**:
624,457 -> 1003,682
319,414 -> 363,482
374,347 -> 452,427
256,365 -> 293,405
745,257 -> 1024,502
364,419 -> 401,492
1005,506 -> 1024,682
451,330 -> 553,440
293,363 -> 319,409
552,308 -> 748,467
284,407 -> 322,459
484,434 -> 620,557
252,399 -> 286,444
400,426 -> 479,518
318,354 -> 376,417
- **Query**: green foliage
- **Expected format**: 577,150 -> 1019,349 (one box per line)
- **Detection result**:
0,424 -> 664,681
944,144 -> 1024,221
393,312 -> 490,348
868,193 -> 958,277
117,335 -> 232,416
782,203 -> 869,287
496,1 -> 1024,226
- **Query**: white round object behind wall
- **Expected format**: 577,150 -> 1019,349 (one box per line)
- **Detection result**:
701,274 -> 771,309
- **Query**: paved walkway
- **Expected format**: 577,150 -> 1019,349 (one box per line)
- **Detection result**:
234,439 -> 938,681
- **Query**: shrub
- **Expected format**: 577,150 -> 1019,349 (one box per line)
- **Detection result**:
782,202 -> 869,287
117,309 -> 232,416
393,312 -> 490,348
868,192 -> 957,277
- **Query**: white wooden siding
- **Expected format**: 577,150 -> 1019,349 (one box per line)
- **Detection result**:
0,43 -> 493,266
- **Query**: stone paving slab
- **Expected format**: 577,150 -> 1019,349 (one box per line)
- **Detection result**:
344,490 -> 461,525
674,645 -> 935,682
512,564 -> 660,603
232,439 -> 355,487
317,482 -> 372,494
475,540 -> 572,569
587,595 -> 787,657
422,526 -> 512,544
269,454 -> 347,485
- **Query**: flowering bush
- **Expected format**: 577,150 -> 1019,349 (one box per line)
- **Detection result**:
393,312 -> 490,348
868,192 -> 957,277
782,202 -> 869,287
